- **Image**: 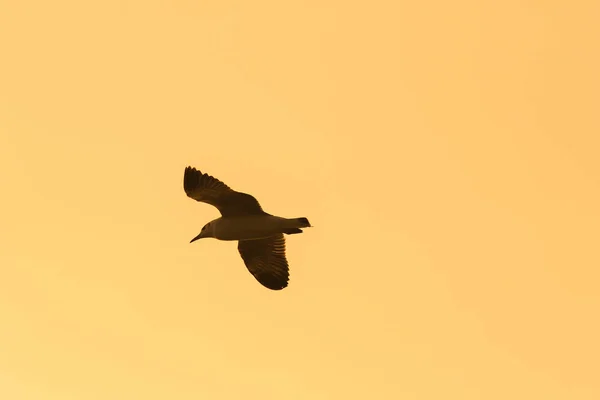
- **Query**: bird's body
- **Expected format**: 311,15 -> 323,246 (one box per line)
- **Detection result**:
204,215 -> 311,241
183,166 -> 311,290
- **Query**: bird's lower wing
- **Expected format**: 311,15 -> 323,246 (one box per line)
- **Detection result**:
237,234 -> 289,290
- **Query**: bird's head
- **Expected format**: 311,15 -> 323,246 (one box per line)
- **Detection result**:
190,221 -> 214,243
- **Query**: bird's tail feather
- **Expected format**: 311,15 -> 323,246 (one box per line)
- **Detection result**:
283,228 -> 303,235
294,217 -> 311,228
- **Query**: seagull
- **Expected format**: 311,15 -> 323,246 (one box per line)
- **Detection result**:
183,166 -> 311,290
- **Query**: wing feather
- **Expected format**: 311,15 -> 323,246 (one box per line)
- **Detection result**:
237,234 -> 289,290
183,166 -> 264,217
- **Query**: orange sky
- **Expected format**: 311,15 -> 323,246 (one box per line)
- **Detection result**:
1,1 -> 599,399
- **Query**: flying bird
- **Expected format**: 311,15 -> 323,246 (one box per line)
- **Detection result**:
183,166 -> 311,290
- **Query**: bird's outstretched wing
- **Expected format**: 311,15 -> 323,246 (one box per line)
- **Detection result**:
183,166 -> 265,217
238,234 -> 289,290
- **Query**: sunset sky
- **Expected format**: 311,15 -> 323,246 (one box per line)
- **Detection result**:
1,1 -> 599,399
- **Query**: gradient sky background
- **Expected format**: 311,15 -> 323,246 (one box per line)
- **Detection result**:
1,1 -> 599,399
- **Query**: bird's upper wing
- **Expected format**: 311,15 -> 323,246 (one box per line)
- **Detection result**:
238,234 -> 289,290
183,166 -> 264,217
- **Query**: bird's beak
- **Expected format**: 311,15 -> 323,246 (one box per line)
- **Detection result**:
190,233 -> 203,243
